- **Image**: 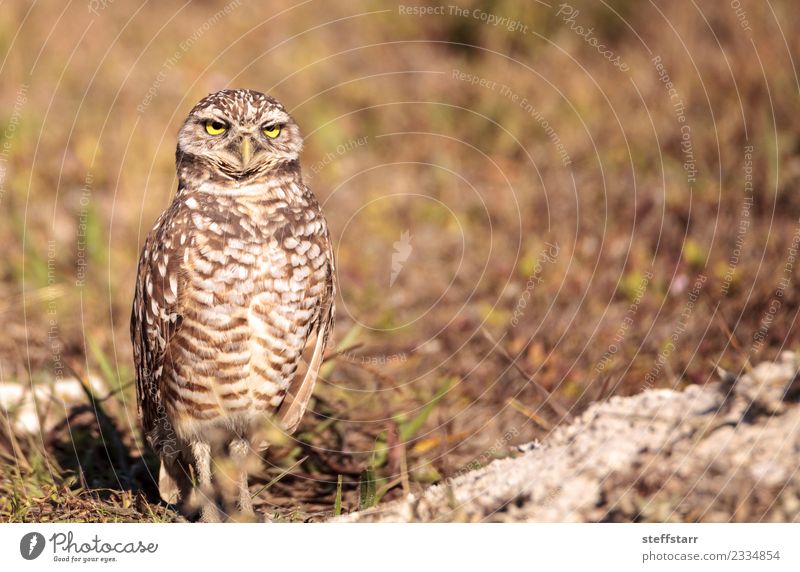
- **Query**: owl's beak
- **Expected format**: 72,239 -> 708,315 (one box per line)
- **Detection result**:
240,136 -> 253,168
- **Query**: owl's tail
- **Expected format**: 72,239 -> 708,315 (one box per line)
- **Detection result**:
159,454 -> 192,505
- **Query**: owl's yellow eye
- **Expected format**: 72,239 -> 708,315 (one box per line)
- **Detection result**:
205,120 -> 227,135
263,124 -> 281,139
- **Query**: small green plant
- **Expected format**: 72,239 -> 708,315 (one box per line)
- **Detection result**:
358,464 -> 377,510
333,474 -> 343,517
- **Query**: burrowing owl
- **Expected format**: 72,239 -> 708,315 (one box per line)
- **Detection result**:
130,89 -> 335,521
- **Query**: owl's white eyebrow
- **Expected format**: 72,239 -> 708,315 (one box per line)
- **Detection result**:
197,113 -> 229,124
260,110 -> 290,124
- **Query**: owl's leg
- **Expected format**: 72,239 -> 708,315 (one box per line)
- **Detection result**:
191,440 -> 220,522
229,438 -> 254,515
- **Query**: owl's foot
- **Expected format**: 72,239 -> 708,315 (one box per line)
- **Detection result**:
190,440 -> 222,522
199,503 -> 222,522
230,438 -> 254,515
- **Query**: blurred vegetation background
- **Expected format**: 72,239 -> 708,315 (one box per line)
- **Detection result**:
1,0 -> 799,521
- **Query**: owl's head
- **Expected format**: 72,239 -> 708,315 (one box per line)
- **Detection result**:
177,89 -> 302,181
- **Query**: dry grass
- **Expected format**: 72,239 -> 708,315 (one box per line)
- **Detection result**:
1,0 -> 799,521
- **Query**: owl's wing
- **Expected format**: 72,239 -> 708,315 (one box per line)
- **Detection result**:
130,209 -> 186,445
279,224 -> 336,435
279,300 -> 334,435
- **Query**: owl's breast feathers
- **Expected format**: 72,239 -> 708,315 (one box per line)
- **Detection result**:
131,182 -> 335,448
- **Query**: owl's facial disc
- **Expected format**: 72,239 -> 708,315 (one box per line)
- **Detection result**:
177,89 -> 303,181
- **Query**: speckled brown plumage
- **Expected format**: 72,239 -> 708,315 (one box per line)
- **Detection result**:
130,89 -> 335,521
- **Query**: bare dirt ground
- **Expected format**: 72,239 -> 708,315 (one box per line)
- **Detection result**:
338,353 -> 800,522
